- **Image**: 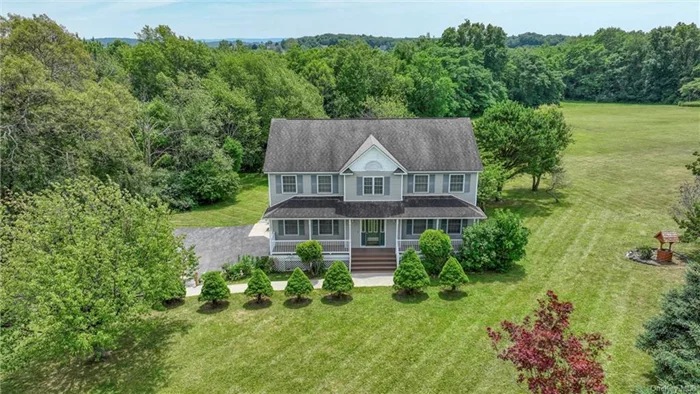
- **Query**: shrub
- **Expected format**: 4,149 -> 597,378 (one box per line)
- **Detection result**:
285,267 -> 314,301
222,258 -> 253,281
322,261 -> 354,297
244,269 -> 274,303
199,271 -> 230,305
638,246 -> 654,260
253,256 -> 273,273
393,248 -> 431,295
439,257 -> 469,291
460,209 -> 529,272
296,240 -> 325,277
419,229 -> 454,275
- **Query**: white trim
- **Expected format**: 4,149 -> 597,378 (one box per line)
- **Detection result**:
267,175 -> 273,208
449,174 -> 466,193
339,139 -> 408,174
404,170 -> 482,174
316,175 -> 333,194
413,174 -> 430,193
267,216 -> 485,221
266,171 -> 338,174
281,175 -> 297,194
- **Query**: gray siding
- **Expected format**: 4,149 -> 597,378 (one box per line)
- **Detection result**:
268,174 -> 344,206
344,172 -> 403,201
403,173 -> 477,205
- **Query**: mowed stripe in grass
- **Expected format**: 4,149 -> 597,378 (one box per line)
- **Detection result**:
2,103 -> 697,394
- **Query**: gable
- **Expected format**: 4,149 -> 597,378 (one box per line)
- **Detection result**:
348,146 -> 399,172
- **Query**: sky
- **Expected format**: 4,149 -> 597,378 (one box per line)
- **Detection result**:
2,0 -> 699,39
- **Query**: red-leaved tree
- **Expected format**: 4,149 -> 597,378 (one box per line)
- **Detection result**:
487,291 -> 611,394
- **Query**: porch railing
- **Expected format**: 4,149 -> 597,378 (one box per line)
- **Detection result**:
396,239 -> 463,253
271,236 -> 350,255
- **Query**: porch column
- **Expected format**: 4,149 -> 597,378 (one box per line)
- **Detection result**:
395,218 -> 399,266
308,220 -> 311,240
348,220 -> 352,271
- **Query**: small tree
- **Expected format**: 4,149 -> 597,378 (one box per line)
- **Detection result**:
460,210 -> 529,272
487,291 -> 610,394
322,261 -> 354,298
419,229 -> 453,275
393,248 -> 431,295
285,267 -> 314,302
244,269 -> 274,303
199,271 -> 230,306
296,240 -> 324,277
439,257 -> 469,291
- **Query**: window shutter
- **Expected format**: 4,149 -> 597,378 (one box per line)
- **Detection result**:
299,220 -> 305,235
275,175 -> 282,194
277,221 -> 284,235
429,175 -> 435,193
333,220 -> 340,235
465,174 -> 471,193
297,176 -> 303,194
332,175 -> 339,194
384,176 -> 390,195
406,220 -> 413,235
443,175 -> 449,193
311,175 -> 317,194
407,175 -> 414,193
312,220 -> 318,235
440,219 -> 448,232
427,219 -> 435,229
357,177 -> 363,195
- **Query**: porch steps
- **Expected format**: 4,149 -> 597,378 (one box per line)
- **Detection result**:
351,248 -> 397,273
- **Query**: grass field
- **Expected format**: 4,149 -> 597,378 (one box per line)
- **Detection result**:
171,173 -> 268,228
3,103 -> 698,393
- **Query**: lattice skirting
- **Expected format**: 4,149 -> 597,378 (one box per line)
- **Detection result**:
272,255 -> 350,272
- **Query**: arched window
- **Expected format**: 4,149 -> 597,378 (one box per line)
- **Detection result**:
365,160 -> 383,171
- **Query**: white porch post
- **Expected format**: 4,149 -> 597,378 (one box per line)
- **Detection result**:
308,220 -> 311,240
348,220 -> 352,271
395,218 -> 399,266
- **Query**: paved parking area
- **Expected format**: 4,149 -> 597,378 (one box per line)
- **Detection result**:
175,223 -> 269,274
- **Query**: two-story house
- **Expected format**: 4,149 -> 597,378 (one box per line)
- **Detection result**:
262,118 -> 486,272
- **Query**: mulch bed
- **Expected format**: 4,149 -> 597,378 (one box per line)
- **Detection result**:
626,248 -> 688,267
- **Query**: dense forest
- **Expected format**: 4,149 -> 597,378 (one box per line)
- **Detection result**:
1,14 -> 698,211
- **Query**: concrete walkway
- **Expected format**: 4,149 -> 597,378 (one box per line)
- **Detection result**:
186,272 -> 394,297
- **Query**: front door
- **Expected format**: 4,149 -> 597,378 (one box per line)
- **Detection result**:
361,219 -> 385,246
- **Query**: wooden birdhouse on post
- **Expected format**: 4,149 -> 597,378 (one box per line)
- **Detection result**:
654,231 -> 679,262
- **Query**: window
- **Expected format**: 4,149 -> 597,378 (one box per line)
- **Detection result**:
363,177 -> 383,195
412,219 -> 427,234
447,219 -> 462,234
413,174 -> 429,193
282,175 -> 297,193
284,220 -> 299,235
317,175 -> 332,194
318,220 -> 334,235
449,174 -> 465,193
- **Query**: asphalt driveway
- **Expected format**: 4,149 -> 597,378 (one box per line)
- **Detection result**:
175,223 -> 269,274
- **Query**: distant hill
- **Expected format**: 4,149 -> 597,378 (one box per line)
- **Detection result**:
282,33 -> 417,49
91,37 -> 284,47
506,32 -> 574,48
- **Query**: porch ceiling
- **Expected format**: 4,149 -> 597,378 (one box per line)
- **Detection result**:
263,196 -> 486,219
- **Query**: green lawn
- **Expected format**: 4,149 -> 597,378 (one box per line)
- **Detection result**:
3,103 -> 698,393
171,173 -> 269,228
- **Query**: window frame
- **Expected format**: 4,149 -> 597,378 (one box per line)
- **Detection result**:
363,176 -> 384,195
281,175 -> 297,194
411,219 -> 428,235
413,174 -> 429,193
446,219 -> 462,234
317,175 -> 333,194
283,220 -> 299,235
318,220 -> 334,235
449,174 -> 465,193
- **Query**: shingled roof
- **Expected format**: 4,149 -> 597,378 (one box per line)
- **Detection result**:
263,196 -> 487,219
263,118 -> 483,173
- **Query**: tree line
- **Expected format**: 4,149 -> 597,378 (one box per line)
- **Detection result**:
1,14 -> 698,211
